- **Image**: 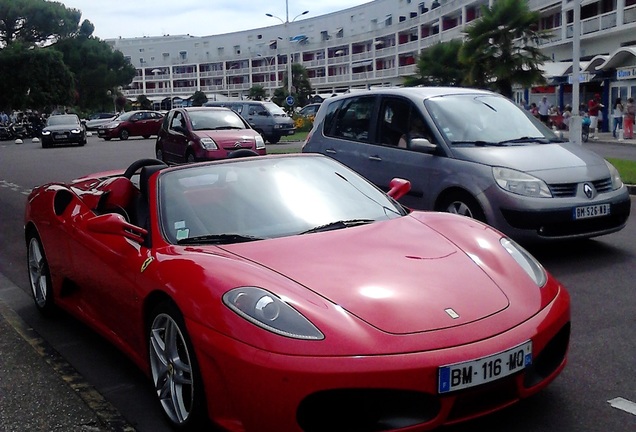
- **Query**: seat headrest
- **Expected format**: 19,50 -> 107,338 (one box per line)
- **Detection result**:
139,165 -> 165,199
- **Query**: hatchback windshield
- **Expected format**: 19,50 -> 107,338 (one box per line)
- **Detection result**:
188,110 -> 247,131
426,94 -> 560,145
159,155 -> 405,244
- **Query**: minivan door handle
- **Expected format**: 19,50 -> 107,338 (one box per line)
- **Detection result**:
325,148 -> 337,154
368,155 -> 382,161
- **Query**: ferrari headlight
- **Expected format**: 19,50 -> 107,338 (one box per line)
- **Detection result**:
200,137 -> 218,150
223,287 -> 324,340
255,134 -> 265,149
493,167 -> 552,197
605,160 -> 623,190
500,237 -> 547,287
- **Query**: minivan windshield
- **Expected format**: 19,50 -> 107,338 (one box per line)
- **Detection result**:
263,102 -> 289,117
426,94 -> 560,145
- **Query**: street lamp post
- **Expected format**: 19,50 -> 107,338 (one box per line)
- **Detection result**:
266,2 -> 308,98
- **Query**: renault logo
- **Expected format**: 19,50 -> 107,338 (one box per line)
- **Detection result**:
583,183 -> 594,199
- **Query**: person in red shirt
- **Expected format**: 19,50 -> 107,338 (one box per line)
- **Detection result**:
587,93 -> 604,139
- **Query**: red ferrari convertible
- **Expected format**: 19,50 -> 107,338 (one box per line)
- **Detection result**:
25,154 -> 570,432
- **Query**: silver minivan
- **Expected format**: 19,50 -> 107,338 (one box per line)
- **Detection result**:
302,87 -> 631,242
204,101 -> 295,143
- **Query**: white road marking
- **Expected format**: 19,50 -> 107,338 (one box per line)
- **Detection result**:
608,397 -> 636,416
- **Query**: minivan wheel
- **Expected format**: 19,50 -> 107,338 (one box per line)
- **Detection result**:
438,191 -> 486,222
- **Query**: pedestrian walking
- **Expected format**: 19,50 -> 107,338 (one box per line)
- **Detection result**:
624,97 -> 635,139
588,93 -> 604,139
613,97 -> 624,138
537,96 -> 550,125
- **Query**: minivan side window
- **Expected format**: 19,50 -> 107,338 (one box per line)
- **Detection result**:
378,97 -> 435,149
325,96 -> 375,143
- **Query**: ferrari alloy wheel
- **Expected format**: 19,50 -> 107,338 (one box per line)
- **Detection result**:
27,233 -> 55,315
439,192 -> 486,222
149,303 -> 205,429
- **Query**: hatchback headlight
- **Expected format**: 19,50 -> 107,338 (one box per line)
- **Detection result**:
493,167 -> 552,197
605,160 -> 623,190
255,134 -> 265,149
223,287 -> 324,340
500,237 -> 547,287
200,137 -> 218,150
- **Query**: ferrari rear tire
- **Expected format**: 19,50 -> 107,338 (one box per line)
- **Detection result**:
148,302 -> 207,430
27,232 -> 55,316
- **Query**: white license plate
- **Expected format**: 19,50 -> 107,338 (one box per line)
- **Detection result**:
573,203 -> 610,220
438,341 -> 532,394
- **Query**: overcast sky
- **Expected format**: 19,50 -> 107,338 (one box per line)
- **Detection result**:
58,0 -> 372,40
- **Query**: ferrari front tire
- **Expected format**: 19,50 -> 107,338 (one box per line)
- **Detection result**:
148,302 -> 206,430
27,232 -> 55,316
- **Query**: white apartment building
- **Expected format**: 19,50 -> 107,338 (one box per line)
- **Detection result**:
108,0 -> 636,120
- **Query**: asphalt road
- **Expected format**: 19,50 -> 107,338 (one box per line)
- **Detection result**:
0,135 -> 634,431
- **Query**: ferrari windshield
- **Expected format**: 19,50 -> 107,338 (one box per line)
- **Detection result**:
426,94 -> 560,145
158,155 -> 406,244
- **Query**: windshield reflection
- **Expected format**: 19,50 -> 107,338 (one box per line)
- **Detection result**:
426,94 -> 559,145
158,156 -> 405,244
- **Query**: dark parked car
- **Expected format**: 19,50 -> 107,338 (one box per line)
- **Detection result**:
155,107 -> 266,164
97,110 -> 164,140
302,87 -> 631,243
41,114 -> 86,148
204,101 -> 295,143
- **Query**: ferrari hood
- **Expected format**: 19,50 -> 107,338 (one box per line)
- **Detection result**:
220,217 -> 510,334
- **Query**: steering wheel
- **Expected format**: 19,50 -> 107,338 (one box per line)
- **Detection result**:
123,158 -> 167,179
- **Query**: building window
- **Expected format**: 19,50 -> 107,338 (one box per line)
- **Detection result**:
179,51 -> 187,60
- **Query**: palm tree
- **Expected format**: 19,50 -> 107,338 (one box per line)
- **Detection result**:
404,40 -> 466,87
460,0 -> 550,98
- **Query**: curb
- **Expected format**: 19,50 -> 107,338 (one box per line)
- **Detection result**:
0,298 -> 136,432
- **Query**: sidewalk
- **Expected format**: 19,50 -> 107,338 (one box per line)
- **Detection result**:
0,276 -> 135,431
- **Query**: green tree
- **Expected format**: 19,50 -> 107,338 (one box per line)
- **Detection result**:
0,42 -> 74,110
191,90 -> 208,106
0,0 -> 81,47
404,40 -> 466,87
53,30 -> 136,112
248,85 -> 266,101
136,94 -> 152,110
460,0 -> 549,98
272,63 -> 312,110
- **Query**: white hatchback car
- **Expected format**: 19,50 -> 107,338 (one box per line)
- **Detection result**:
302,87 -> 631,242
